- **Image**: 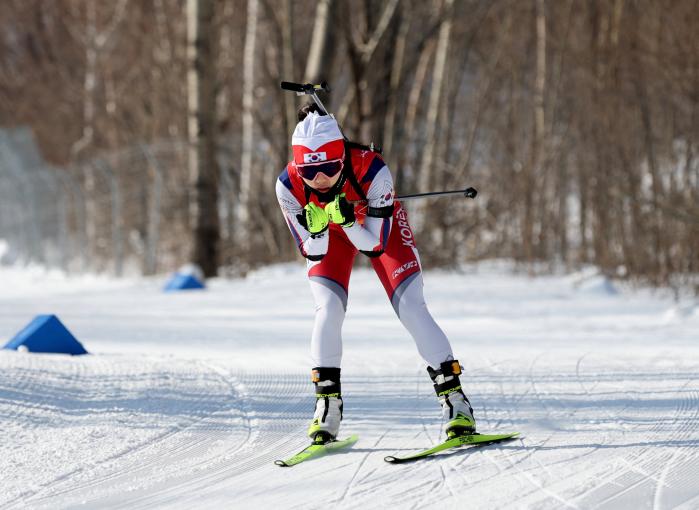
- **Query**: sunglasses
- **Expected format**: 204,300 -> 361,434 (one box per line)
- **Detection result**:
297,159 -> 343,180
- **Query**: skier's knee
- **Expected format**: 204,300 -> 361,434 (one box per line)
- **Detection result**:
396,289 -> 427,318
315,293 -> 346,319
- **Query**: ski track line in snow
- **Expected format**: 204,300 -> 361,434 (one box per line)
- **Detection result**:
0,355 -> 83,439
573,358 -> 699,509
518,354 -> 666,509
60,360 -> 256,507
48,362 -> 247,500
660,384 -> 699,504
567,352 -> 656,506
7,358 -> 304,510
341,377 -> 432,502
652,386 -> 699,510
353,372 -> 444,508
583,392 -> 694,510
477,351 -> 662,509
44,374 -> 220,499
473,354 -> 550,506
499,352 -> 581,509
540,357 -> 699,509
493,353 -> 589,509
1,354 -> 161,506
130,370 -> 317,508
95,370 -> 309,509
565,358 -> 656,508
573,363 -> 658,509
336,375 -> 431,509
334,428 -> 390,506
2,356 -> 249,509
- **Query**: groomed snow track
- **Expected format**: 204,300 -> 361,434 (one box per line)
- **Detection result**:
1,350 -> 698,509
1,265 -> 698,508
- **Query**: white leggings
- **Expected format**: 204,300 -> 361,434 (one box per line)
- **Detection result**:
309,272 -> 454,369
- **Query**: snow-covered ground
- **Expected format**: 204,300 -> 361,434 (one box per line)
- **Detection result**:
1,263 -> 698,509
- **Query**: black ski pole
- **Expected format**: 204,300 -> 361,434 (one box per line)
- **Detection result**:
350,187 -> 477,205
396,187 -> 478,201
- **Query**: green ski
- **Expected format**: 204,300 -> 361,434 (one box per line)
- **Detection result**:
384,432 -> 519,464
275,434 -> 359,467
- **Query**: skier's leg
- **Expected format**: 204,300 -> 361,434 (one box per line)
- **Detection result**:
390,272 -> 454,368
370,204 -> 452,368
307,229 -> 357,367
371,204 -> 476,435
308,279 -> 346,367
306,229 -> 357,440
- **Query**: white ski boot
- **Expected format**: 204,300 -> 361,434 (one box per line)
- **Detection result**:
307,367 -> 343,443
428,360 -> 476,438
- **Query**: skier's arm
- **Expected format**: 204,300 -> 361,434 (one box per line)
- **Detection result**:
342,165 -> 394,256
276,178 -> 329,260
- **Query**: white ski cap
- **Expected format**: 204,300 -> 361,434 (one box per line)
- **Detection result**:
291,112 -> 344,153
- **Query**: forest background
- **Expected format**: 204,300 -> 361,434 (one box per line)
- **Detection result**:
0,0 -> 697,292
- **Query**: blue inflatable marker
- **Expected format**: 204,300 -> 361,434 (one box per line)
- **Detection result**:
164,264 -> 206,292
164,273 -> 206,292
3,315 -> 88,355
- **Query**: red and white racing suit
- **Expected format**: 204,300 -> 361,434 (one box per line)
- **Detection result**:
276,146 -> 454,368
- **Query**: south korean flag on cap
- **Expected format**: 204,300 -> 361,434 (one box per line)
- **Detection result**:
303,152 -> 328,164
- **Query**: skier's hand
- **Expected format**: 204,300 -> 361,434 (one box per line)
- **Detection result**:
325,193 -> 355,227
302,202 -> 329,235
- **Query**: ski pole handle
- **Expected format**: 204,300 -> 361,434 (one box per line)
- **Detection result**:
280,81 -> 309,93
280,81 -> 330,95
281,81 -> 332,116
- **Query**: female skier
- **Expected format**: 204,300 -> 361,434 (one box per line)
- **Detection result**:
275,105 -> 476,443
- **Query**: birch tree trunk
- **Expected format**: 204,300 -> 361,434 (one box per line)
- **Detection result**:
238,0 -> 258,242
382,12 -> 409,162
70,0 -> 128,158
522,0 -> 546,266
281,0 -> 297,135
187,0 -> 220,277
78,3 -> 98,268
417,0 -> 454,194
398,39 -> 435,191
304,0 -> 335,84
70,1 -> 127,270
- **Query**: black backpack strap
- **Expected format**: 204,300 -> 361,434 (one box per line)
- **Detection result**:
343,141 -> 367,202
343,141 -> 394,218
